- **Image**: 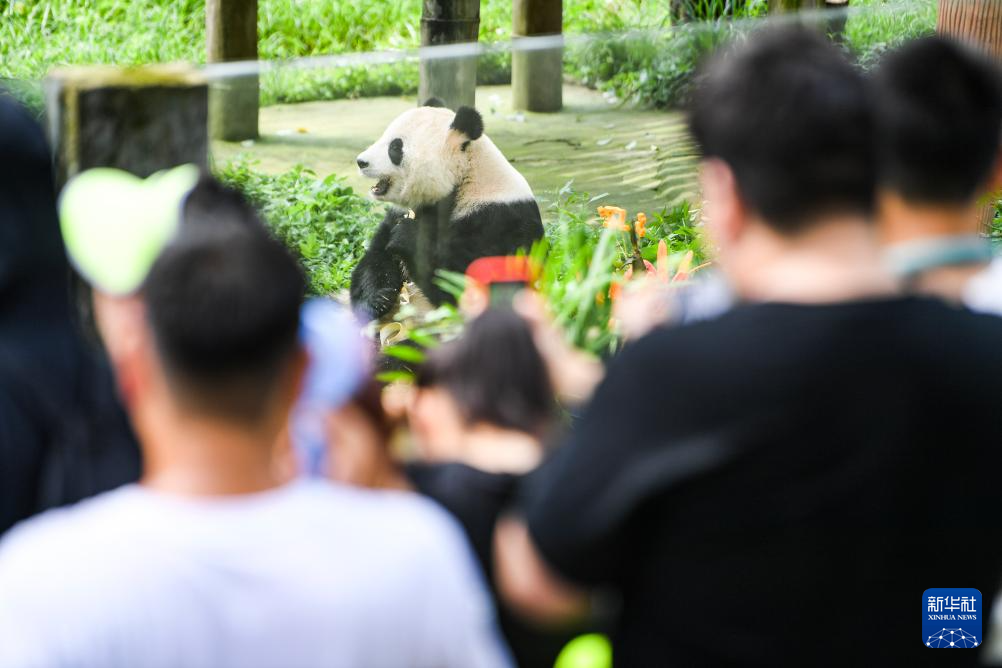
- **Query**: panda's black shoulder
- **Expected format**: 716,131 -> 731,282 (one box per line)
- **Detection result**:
452,199 -> 544,251
454,199 -> 542,226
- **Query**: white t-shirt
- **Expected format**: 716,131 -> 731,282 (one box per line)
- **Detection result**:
0,480 -> 511,668
964,257 -> 1002,316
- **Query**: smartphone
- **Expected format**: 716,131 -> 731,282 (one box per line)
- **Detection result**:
466,256 -> 536,308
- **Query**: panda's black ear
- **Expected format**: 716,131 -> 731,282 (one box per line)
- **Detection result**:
423,97 -> 447,108
451,106 -> 484,142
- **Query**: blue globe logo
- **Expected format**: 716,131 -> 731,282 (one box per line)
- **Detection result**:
926,628 -> 978,648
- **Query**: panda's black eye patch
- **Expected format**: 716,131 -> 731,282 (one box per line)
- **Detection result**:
388,138 -> 404,166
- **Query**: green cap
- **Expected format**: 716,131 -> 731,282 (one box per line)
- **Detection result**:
59,164 -> 200,295
554,634 -> 612,668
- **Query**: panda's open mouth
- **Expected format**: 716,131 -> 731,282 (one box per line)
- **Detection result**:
371,177 -> 392,197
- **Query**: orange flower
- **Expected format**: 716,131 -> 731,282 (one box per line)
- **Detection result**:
597,205 -> 629,232
608,281 -> 621,302
634,212 -> 647,238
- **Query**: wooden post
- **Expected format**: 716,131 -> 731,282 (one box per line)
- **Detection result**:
512,0 -> 562,112
207,0 -> 259,141
44,65 -> 208,187
420,0 -> 480,110
938,0 -> 1002,60
938,0 -> 1002,233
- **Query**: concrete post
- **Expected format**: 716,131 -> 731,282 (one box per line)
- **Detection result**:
419,0 -> 480,110
512,0 -> 562,112
44,65 -> 208,187
207,0 -> 259,141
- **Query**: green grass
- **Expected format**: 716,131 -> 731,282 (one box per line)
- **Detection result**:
844,0 -> 937,69
567,0 -> 936,109
991,199 -> 1002,248
0,0 -> 656,107
216,156 -> 380,296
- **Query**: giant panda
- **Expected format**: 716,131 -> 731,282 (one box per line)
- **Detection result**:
350,99 -> 544,319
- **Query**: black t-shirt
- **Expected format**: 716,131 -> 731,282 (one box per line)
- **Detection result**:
0,305 -> 140,536
408,462 -> 518,576
527,298 -> 1002,667
408,462 -> 580,668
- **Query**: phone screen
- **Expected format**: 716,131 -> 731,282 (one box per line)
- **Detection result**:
487,281 -> 525,308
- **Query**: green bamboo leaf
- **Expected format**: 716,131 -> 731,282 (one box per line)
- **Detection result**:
382,345 -> 425,364
375,370 -> 415,384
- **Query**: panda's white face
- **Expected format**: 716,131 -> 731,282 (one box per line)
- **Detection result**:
356,107 -> 469,209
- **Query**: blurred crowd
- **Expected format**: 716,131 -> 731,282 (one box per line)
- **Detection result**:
1,24 -> 1002,668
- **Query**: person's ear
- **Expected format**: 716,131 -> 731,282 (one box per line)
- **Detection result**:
699,158 -> 746,247
91,292 -> 147,408
449,106 -> 484,151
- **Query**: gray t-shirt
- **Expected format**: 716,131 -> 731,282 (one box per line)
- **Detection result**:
0,480 -> 510,668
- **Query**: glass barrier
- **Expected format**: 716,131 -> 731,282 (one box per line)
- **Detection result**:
0,0 -> 949,322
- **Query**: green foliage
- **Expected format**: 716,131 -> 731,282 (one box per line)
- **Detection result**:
381,344 -> 426,364
0,0 -> 619,108
671,0 -> 769,22
991,199 -> 1002,248
843,0 -> 936,70
566,22 -> 740,109
0,0 -> 470,107
215,157 -> 380,296
565,0 -> 936,109
530,181 -> 707,355
262,54 -> 512,106
1,0 -> 205,80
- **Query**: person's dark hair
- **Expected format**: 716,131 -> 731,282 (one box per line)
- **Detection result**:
871,36 -> 1002,205
0,95 -> 67,296
142,179 -> 306,422
416,307 -> 555,437
688,25 -> 875,233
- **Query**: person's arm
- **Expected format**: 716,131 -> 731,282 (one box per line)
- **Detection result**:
497,330 -> 734,619
493,514 -> 591,626
513,291 -> 605,406
490,344 -> 650,624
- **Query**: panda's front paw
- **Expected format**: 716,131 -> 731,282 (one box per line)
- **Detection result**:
350,268 -> 403,320
370,287 -> 403,319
